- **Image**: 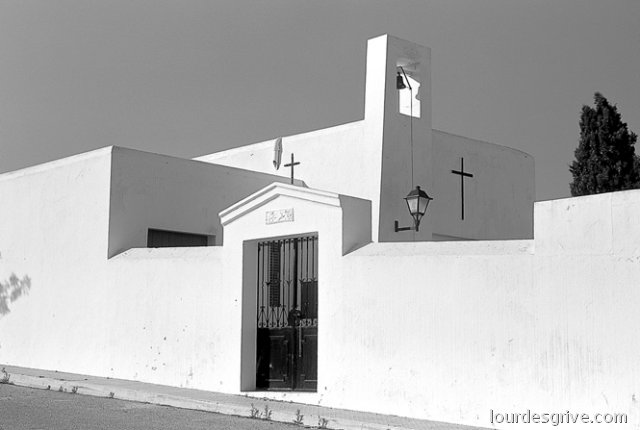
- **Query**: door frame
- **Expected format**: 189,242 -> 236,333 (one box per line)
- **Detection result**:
240,233 -> 319,392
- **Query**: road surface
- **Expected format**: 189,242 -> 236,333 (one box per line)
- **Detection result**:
0,383 -> 298,430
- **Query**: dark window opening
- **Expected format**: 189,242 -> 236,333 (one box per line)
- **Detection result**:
147,229 -> 209,248
268,243 -> 281,307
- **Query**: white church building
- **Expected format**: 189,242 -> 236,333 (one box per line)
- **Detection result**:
1,35 -> 639,429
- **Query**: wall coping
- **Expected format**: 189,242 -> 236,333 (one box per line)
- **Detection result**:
110,246 -> 224,260
349,239 -> 534,257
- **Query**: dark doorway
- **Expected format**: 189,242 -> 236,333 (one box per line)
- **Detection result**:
255,235 -> 318,391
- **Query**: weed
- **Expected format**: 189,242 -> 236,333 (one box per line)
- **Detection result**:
46,385 -> 51,390
0,368 -> 10,384
249,403 -> 273,420
293,409 -> 304,425
250,403 -> 260,419
71,386 -> 78,394
263,404 -> 272,421
108,391 -> 115,399
58,386 -> 64,392
318,417 -> 329,429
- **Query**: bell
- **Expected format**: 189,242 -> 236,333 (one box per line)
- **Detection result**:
396,72 -> 406,90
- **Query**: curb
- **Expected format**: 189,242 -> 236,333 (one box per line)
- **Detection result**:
1,369 -> 419,430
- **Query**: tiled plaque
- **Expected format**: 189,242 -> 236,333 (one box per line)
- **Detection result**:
265,208 -> 294,225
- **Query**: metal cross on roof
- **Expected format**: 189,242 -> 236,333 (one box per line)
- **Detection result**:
284,153 -> 300,185
451,157 -> 474,220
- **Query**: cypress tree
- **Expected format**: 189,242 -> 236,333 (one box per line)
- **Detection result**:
569,93 -> 639,196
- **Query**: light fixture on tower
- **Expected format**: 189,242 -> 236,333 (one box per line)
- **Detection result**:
395,186 -> 433,232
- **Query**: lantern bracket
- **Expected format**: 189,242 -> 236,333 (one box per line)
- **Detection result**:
394,220 -> 415,232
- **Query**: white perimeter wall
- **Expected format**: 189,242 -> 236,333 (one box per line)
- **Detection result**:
1,147 -> 639,429
225,189 -> 640,430
0,148 -> 113,372
104,247 -> 233,389
315,190 -> 639,429
0,147 -> 297,389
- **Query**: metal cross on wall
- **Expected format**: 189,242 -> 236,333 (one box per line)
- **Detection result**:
451,157 -> 474,220
284,153 -> 300,185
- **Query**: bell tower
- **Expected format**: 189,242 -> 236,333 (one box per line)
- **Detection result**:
364,35 -> 433,242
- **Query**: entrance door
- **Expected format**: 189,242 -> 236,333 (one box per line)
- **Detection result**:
256,235 -> 318,391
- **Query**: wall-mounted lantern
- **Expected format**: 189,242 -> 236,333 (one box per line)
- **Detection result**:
394,185 -> 433,232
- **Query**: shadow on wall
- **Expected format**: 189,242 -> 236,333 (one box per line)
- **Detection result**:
0,273 -> 32,316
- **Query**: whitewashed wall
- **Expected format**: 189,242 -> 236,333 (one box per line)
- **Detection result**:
2,147 -> 639,429
432,129 -> 535,240
104,247 -> 231,389
0,147 -> 293,387
241,192 -> 639,429
0,148 -> 113,373
310,190 -> 640,429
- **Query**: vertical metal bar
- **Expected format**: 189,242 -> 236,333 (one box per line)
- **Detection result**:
279,239 -> 282,326
257,243 -> 261,327
263,241 -> 267,327
284,240 -> 288,325
282,239 -> 285,324
264,241 -> 268,327
268,241 -> 272,326
283,239 -> 287,325
304,237 -> 309,316
273,241 -> 278,327
305,237 -> 309,279
290,238 -> 294,314
288,238 -> 292,324
313,236 -> 317,320
293,238 -> 299,309
461,158 -> 465,220
264,241 -> 267,326
275,241 -> 279,327
286,238 -> 291,326
282,239 -> 291,327
274,241 -> 278,326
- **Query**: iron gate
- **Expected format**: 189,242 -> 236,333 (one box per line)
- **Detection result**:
256,235 -> 318,391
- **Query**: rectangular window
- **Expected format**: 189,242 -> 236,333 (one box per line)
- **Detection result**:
147,229 -> 209,248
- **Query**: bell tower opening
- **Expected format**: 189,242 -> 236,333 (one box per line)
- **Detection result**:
397,64 -> 421,118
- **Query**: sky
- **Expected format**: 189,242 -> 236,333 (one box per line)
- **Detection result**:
0,1 -> 638,201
